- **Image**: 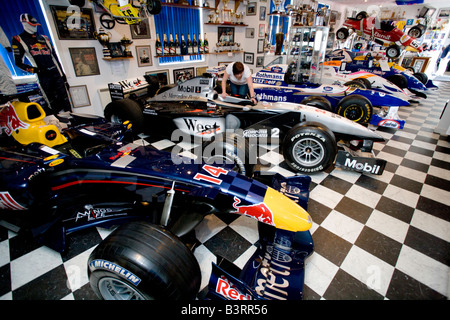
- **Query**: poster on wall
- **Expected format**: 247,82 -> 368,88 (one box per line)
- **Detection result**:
50,6 -> 96,40
69,47 -> 100,77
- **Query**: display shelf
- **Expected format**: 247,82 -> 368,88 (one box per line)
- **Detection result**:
154,50 -> 242,58
205,22 -> 248,26
161,3 -> 215,10
102,56 -> 133,61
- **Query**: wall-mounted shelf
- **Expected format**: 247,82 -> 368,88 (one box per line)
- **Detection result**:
205,22 -> 248,26
102,56 -> 133,61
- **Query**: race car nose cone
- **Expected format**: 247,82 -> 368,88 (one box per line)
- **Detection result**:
263,187 -> 312,232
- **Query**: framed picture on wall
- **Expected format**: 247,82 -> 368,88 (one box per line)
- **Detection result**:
145,69 -> 170,86
196,66 -> 208,77
257,39 -> 264,53
218,26 -> 234,43
245,28 -> 255,38
69,85 -> 91,108
173,67 -> 195,84
259,24 -> 265,37
260,6 -> 266,21
130,18 -> 151,39
50,5 -> 96,40
244,52 -> 254,64
256,56 -> 264,68
136,45 -> 152,67
69,47 -> 100,77
247,2 -> 257,16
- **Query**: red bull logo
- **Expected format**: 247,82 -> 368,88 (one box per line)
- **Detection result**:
0,103 -> 29,136
232,196 -> 275,226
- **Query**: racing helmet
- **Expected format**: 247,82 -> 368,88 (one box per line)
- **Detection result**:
5,101 -> 67,147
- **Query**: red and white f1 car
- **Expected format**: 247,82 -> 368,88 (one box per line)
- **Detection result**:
336,12 -> 423,58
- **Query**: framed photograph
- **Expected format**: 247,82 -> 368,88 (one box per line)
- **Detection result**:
411,57 -> 430,73
438,8 -> 450,18
130,18 -> 151,39
173,67 -> 195,84
69,47 -> 100,77
258,24 -> 265,37
196,66 -> 208,77
246,28 -> 255,38
247,2 -> 257,16
260,6 -> 266,21
257,39 -> 264,53
145,69 -> 170,86
256,56 -> 264,68
218,26 -> 234,43
69,85 -> 91,108
50,5 -> 96,40
244,52 -> 254,65
108,42 -> 124,58
136,45 -> 152,67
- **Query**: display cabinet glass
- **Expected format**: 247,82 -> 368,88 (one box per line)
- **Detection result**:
285,26 -> 329,84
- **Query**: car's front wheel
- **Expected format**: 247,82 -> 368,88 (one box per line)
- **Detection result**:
283,122 -> 337,173
88,221 -> 201,300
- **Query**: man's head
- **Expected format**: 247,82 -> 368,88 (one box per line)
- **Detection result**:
232,62 -> 244,79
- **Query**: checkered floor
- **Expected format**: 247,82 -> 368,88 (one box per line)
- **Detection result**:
1,81 -> 449,300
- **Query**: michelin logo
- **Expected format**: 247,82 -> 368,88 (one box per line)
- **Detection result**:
89,259 -> 141,285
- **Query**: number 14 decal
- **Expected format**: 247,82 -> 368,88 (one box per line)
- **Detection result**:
194,165 -> 228,185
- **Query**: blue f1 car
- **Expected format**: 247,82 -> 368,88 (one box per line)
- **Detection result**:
252,64 -> 410,125
0,96 -> 313,300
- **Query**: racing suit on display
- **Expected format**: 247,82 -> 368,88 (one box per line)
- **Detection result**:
12,31 -> 71,114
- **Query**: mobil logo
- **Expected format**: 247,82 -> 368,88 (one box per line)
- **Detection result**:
232,196 -> 275,226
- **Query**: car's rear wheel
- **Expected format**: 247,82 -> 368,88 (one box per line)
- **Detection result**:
88,221 -> 201,300
336,94 -> 373,124
283,122 -> 337,173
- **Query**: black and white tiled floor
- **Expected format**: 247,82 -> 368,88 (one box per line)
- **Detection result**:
0,81 -> 449,300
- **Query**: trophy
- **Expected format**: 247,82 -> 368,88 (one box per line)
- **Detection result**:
94,28 -> 112,58
121,35 -> 133,57
273,0 -> 286,14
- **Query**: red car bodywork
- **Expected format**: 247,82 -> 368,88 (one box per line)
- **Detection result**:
343,16 -> 423,53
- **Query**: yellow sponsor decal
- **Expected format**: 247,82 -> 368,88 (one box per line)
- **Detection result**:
44,154 -> 59,161
49,159 -> 64,167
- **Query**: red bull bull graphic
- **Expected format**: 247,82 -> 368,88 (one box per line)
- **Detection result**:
232,196 -> 275,226
0,103 -> 30,136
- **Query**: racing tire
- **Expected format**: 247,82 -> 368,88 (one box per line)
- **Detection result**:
354,77 -> 372,89
301,96 -> 332,112
147,0 -> 162,15
202,132 -> 253,176
104,98 -> 144,134
386,45 -> 401,58
355,11 -> 368,20
336,94 -> 373,124
408,26 -> 424,39
344,80 -> 366,89
413,72 -> 428,84
336,28 -> 349,40
88,221 -> 201,300
282,122 -> 337,174
386,74 -> 407,89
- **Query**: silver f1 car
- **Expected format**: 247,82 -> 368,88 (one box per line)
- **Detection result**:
104,75 -> 387,175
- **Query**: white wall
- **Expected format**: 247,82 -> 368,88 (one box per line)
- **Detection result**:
41,0 -> 269,116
